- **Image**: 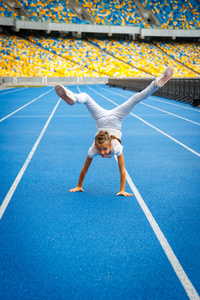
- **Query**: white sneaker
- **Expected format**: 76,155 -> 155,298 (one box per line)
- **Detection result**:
155,66 -> 173,87
55,84 -> 75,105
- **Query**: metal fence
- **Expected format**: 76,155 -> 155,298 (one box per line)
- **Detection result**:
108,77 -> 200,107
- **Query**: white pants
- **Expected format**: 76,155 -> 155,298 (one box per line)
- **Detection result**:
74,81 -> 157,130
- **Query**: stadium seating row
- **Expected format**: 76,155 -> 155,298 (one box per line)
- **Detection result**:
75,0 -> 145,27
0,1 -> 16,18
0,0 -> 87,23
0,34 -> 100,77
26,35 -> 148,77
89,38 -> 199,77
15,0 -> 87,23
140,0 -> 200,29
0,34 -> 199,78
154,41 -> 200,74
0,0 -> 200,29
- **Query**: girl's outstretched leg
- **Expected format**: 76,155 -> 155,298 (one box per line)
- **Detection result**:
110,80 -> 157,124
110,66 -> 173,126
55,84 -> 107,125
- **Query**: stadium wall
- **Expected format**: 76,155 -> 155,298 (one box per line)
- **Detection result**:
0,76 -> 108,86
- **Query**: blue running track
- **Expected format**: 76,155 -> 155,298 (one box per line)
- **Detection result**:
0,84 -> 200,300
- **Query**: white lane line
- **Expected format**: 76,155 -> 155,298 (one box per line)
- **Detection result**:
118,160 -> 200,300
0,88 -> 54,123
0,99 -> 61,220
88,87 -> 200,157
99,87 -> 200,125
141,102 -> 200,126
0,87 -> 28,95
77,86 -> 82,93
132,112 -> 200,157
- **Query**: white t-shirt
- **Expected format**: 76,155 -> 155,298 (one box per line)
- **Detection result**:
88,129 -> 123,159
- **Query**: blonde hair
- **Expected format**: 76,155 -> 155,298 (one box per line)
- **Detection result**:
95,131 -> 111,146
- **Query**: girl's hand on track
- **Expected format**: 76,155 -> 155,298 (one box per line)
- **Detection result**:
116,191 -> 133,197
69,187 -> 84,193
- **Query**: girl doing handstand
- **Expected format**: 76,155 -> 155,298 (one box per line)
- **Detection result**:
55,67 -> 173,197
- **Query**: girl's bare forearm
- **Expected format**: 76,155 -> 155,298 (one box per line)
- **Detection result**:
77,155 -> 93,188
77,168 -> 87,187
119,168 -> 126,192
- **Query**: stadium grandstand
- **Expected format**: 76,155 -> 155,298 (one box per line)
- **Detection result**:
0,0 -> 199,104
